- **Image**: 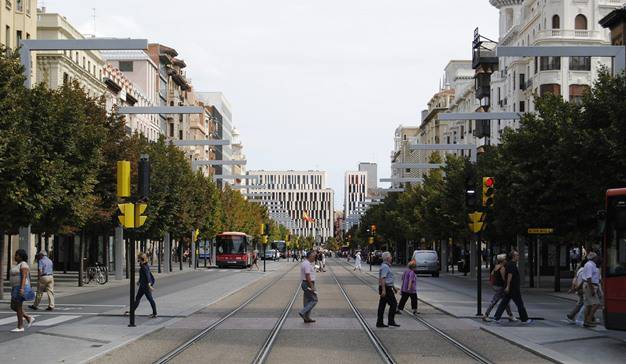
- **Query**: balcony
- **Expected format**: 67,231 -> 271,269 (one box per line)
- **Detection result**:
537,29 -> 602,41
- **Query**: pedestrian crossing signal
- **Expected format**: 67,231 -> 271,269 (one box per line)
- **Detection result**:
134,203 -> 148,228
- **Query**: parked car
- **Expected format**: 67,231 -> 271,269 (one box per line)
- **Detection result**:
262,249 -> 280,261
368,250 -> 383,265
412,250 -> 440,277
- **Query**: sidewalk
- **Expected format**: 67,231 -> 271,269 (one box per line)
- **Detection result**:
360,263 -> 626,364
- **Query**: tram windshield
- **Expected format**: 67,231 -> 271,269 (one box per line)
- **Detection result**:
607,199 -> 626,276
216,235 -> 246,255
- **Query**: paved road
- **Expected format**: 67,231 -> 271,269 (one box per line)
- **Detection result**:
94,259 -> 551,364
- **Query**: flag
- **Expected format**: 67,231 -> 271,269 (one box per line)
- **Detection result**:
302,212 -> 315,223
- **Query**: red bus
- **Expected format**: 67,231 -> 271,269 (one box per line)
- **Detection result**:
215,232 -> 254,269
604,189 -> 626,331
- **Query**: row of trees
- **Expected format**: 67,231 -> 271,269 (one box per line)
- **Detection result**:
0,48 -> 283,250
352,70 -> 626,253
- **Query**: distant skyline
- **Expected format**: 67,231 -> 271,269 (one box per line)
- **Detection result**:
41,0 -> 499,208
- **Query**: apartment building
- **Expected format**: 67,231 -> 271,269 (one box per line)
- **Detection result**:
390,125 -> 420,188
247,170 -> 335,239
0,0 -> 37,79
358,162 -> 378,197
344,171 -> 368,232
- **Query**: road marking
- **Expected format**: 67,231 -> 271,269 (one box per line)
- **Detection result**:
33,315 -> 80,326
0,315 -> 39,326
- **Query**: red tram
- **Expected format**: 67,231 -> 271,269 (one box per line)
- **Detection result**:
603,189 -> 626,331
215,232 -> 254,269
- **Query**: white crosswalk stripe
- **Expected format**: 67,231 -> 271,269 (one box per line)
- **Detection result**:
32,315 -> 80,326
0,315 -> 39,326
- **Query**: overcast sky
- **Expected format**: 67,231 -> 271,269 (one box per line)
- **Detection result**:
42,0 -> 499,209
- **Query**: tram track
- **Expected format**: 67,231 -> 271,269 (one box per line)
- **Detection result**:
153,264 -> 300,364
334,259 -> 494,364
328,264 -> 398,364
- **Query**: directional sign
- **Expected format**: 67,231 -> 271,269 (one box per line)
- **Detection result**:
527,228 -> 554,235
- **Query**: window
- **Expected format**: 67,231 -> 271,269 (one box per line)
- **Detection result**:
119,61 -> 133,72
575,15 -> 588,30
569,84 -> 590,104
169,123 -> 174,137
5,26 -> 10,50
569,56 -> 591,71
405,168 -> 411,173
519,101 -> 525,113
520,73 -> 526,90
16,0 -> 23,12
540,84 -> 561,96
540,56 -> 561,71
179,129 -> 183,140
552,15 -> 560,29
63,72 -> 69,84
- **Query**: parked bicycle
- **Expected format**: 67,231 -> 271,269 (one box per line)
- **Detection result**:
83,262 -> 108,285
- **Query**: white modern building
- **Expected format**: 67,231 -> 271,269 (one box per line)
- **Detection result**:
344,171 -> 368,232
486,0 -> 621,144
197,92 -> 235,182
246,170 -> 335,239
358,162 -> 378,197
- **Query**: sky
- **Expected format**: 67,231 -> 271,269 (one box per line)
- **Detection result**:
41,0 -> 499,209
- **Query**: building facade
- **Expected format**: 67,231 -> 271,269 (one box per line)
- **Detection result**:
487,0 -> 621,144
197,92 -> 235,183
358,162 -> 378,197
390,125 -> 420,188
1,0 -> 37,79
344,171 -> 368,231
36,10 -> 106,96
246,170 -> 334,239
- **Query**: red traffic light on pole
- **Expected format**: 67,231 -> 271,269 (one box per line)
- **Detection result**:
482,177 -> 495,208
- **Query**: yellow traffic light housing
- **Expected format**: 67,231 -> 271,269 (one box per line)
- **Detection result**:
482,177 -> 495,208
118,203 -> 134,228
134,203 -> 147,228
116,161 -> 131,197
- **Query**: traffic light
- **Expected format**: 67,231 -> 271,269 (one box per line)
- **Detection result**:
118,203 -> 134,228
138,155 -> 150,200
465,188 -> 477,209
116,161 -> 130,197
482,177 -> 495,208
262,235 -> 268,245
134,203 -> 148,228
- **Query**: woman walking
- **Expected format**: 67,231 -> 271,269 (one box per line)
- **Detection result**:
126,253 -> 157,318
250,250 -> 260,271
398,260 -> 419,315
483,254 -> 516,322
353,251 -> 362,272
10,249 -> 35,332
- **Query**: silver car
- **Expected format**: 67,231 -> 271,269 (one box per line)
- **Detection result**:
412,250 -> 440,277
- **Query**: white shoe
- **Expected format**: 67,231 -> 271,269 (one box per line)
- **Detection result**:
27,317 -> 35,328
10,328 -> 24,333
521,319 -> 533,325
508,317 -> 519,322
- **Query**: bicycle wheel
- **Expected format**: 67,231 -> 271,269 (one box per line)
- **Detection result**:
101,266 -> 109,284
96,267 -> 107,285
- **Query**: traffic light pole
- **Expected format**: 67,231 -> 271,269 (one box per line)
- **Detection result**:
129,237 -> 136,327
475,232 -> 482,317
263,243 -> 266,273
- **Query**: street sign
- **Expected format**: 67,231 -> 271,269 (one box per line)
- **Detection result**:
528,228 -> 554,234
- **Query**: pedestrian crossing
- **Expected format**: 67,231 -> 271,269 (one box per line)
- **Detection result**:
0,314 -> 81,327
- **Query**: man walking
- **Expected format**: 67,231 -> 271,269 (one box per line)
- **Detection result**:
377,251 -> 400,328
493,251 -> 532,324
299,250 -> 317,323
353,251 -> 362,272
29,251 -> 55,311
582,252 -> 601,327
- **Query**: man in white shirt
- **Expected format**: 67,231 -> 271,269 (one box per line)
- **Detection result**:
299,251 -> 317,323
582,252 -> 600,327
567,261 -> 586,322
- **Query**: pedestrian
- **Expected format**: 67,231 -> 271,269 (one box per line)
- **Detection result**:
398,260 -> 418,315
567,257 -> 587,323
582,252 -> 601,327
321,250 -> 327,272
493,251 -> 532,324
298,250 -> 317,323
250,250 -> 260,271
125,252 -> 157,318
29,251 -> 55,311
483,253 -> 516,322
570,247 -> 580,272
10,249 -> 35,332
377,251 -> 400,328
353,251 -> 362,272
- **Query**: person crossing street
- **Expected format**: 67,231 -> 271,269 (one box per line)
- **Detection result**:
299,251 -> 318,323
353,251 -> 362,272
377,251 -> 399,328
29,251 -> 55,311
493,251 -> 532,324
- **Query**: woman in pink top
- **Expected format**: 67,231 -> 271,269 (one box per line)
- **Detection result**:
398,260 -> 418,315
